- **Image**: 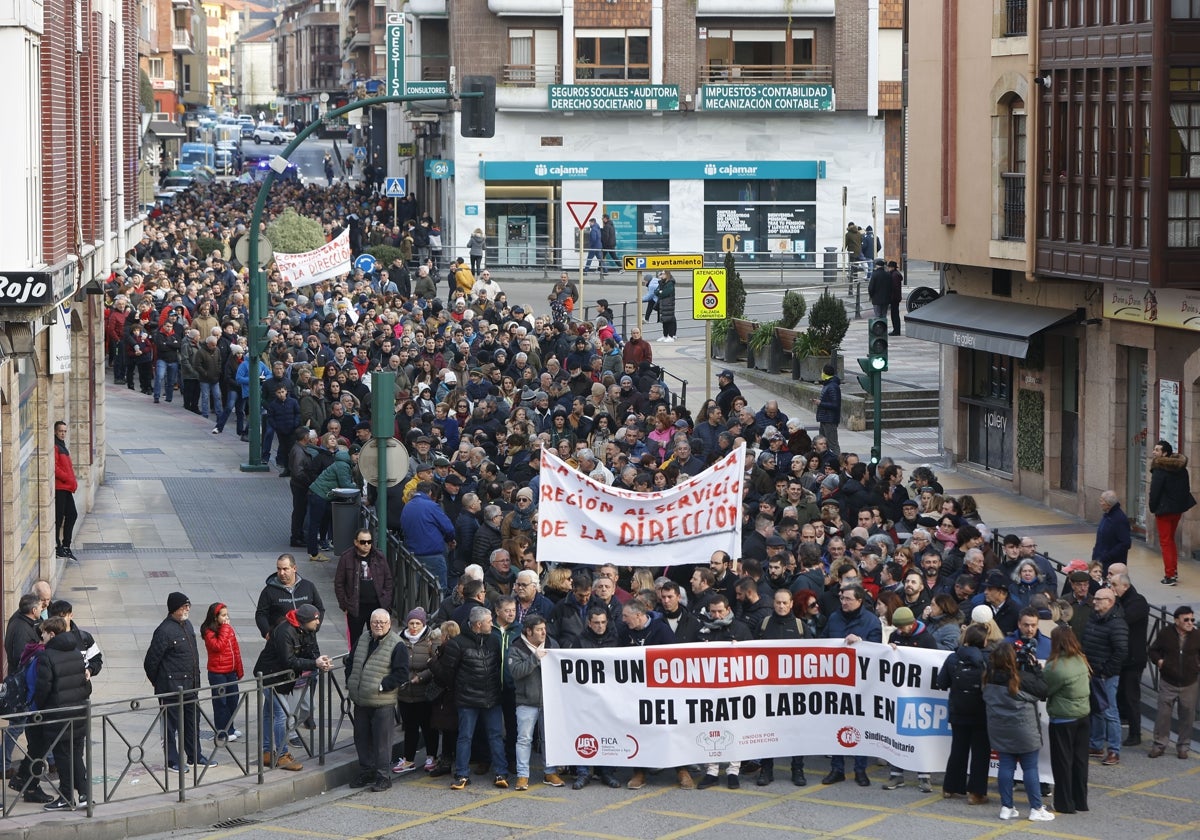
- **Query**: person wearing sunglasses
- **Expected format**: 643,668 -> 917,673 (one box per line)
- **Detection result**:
1147,605 -> 1200,759
334,529 -> 395,644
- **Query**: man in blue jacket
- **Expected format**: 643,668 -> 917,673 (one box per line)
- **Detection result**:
821,584 -> 882,787
400,480 -> 455,594
814,364 -> 842,457
1092,490 -> 1132,575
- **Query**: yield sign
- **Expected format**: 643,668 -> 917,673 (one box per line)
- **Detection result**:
566,201 -> 597,229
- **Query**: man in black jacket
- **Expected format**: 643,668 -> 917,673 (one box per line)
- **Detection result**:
34,617 -> 91,811
1082,588 -> 1129,765
1109,568 -> 1150,746
255,554 -> 326,638
695,596 -> 752,790
435,606 -> 509,790
143,592 -> 210,771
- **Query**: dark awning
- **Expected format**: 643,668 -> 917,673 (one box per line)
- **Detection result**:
147,120 -> 186,139
904,293 -> 1077,359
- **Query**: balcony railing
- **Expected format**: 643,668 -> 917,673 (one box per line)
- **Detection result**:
698,64 -> 833,85
502,63 -> 561,87
1002,173 -> 1026,240
1005,0 -> 1028,36
172,28 -> 194,52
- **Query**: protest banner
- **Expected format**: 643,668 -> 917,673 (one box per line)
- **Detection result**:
274,228 -> 352,288
542,640 -> 955,772
536,444 -> 745,567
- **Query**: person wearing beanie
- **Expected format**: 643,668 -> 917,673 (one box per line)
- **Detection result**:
813,362 -> 842,457
879,606 -> 937,792
144,593 -> 211,770
253,601 -> 334,772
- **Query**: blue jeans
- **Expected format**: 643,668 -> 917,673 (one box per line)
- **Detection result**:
455,705 -> 507,778
208,671 -> 240,736
199,382 -> 222,419
414,552 -> 448,595
514,705 -> 542,778
154,360 -> 179,401
306,494 -> 330,556
217,390 -> 244,434
1089,674 -> 1121,753
830,754 -> 867,775
261,688 -> 290,755
997,749 -> 1042,810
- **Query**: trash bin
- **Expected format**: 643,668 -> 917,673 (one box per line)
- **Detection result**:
329,488 -> 362,555
823,246 -> 839,283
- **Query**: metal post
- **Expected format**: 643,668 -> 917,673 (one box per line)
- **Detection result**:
872,370 -> 883,464
577,226 -> 586,318
855,282 -> 862,319
175,687 -> 186,800
243,93 -> 467,472
636,270 -> 643,335
705,321 -> 712,404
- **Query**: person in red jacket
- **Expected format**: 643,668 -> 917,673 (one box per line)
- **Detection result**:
201,602 -> 245,742
53,421 -> 78,561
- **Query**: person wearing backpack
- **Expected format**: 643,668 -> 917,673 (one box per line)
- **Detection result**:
935,623 -> 991,804
34,616 -> 91,811
4,592 -> 45,796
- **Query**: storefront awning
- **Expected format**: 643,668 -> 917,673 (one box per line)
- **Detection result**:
147,120 -> 186,139
904,293 -> 1078,359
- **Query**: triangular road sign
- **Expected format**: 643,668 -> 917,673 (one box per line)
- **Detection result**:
700,277 -> 721,293
566,201 -> 597,229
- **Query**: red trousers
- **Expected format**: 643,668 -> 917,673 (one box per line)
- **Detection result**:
1157,512 -> 1182,578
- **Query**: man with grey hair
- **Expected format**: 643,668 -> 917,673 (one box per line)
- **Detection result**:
1093,490 -> 1131,575
346,608 -> 409,792
1109,570 -> 1149,746
576,448 -> 613,485
514,569 -> 553,622
437,606 -> 509,790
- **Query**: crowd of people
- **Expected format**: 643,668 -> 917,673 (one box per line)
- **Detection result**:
4,175 -> 1191,818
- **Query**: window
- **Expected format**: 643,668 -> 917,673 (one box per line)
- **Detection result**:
148,57 -> 164,78
704,29 -> 818,83
1001,98 -> 1026,240
575,29 -> 649,81
1006,0 -> 1028,35
1173,0 -> 1200,17
508,29 -> 559,86
1169,68 -> 1200,247
183,64 -> 192,92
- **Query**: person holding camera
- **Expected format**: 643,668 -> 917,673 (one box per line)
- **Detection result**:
983,641 -> 1054,822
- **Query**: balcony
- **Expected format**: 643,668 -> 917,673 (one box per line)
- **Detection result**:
408,0 -> 447,14
696,0 -> 835,15
171,0 -> 191,8
502,63 -> 561,87
172,28 -> 195,53
1001,174 -> 1026,240
488,0 -> 563,14
698,64 -> 832,84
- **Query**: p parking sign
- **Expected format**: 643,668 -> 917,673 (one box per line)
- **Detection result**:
692,269 -> 727,320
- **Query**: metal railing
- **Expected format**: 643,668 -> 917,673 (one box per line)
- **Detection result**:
0,665 -> 354,820
1001,174 -> 1026,240
1005,0 -> 1028,36
698,64 -> 833,85
364,506 -> 444,617
501,64 -> 562,87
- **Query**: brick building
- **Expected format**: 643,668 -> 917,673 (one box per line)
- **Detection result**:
907,0 -> 1200,560
0,0 -> 142,639
381,0 -> 903,266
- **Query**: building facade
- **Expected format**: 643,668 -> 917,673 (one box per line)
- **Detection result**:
363,0 -> 904,269
0,0 -> 142,653
907,0 -> 1200,556
275,0 -> 342,122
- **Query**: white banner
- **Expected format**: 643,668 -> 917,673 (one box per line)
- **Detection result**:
543,640 -> 954,773
536,444 -> 745,567
273,228 -> 352,288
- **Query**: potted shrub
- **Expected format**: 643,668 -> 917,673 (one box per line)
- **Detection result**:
711,318 -> 731,360
795,290 -> 849,382
748,320 -> 780,370
781,289 -> 807,328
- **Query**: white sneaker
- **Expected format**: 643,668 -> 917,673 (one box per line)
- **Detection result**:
999,806 -> 1020,820
392,759 -> 416,774
1029,807 -> 1055,822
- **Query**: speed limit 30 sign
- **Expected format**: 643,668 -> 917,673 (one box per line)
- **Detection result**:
692,269 -> 727,320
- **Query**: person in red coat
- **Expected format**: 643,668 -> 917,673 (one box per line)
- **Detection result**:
201,603 -> 245,741
54,421 -> 78,561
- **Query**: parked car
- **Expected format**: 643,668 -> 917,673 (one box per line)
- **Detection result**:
252,125 -> 296,145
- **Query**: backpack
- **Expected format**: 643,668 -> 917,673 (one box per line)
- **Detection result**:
0,657 -> 38,716
950,653 -> 984,698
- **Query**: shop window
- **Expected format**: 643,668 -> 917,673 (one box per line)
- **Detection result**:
603,180 -> 671,254
575,29 -> 649,81
703,29 -> 816,83
964,351 -> 1013,473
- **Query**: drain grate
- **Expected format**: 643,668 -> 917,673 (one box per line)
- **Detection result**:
84,542 -> 135,552
146,570 -> 175,578
212,818 -> 260,829
119,448 -> 165,455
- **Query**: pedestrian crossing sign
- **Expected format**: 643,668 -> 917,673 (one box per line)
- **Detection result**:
384,177 -> 407,197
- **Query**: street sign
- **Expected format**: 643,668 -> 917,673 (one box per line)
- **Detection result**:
384,177 -> 407,197
359,437 -> 408,488
623,254 -> 705,271
692,269 -> 727,320
566,201 -> 597,229
233,233 -> 274,269
354,146 -> 367,161
386,14 -> 404,97
425,159 -> 453,178
465,205 -> 480,216
354,254 -> 377,274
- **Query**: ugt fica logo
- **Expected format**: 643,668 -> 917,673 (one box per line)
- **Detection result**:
534,164 -> 548,176
575,734 -> 599,759
836,726 -> 861,748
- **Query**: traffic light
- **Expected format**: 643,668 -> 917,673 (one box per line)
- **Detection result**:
867,317 -> 889,372
857,356 -> 879,395
460,75 -> 497,138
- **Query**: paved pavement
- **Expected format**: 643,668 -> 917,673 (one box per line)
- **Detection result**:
8,271 -> 1199,838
